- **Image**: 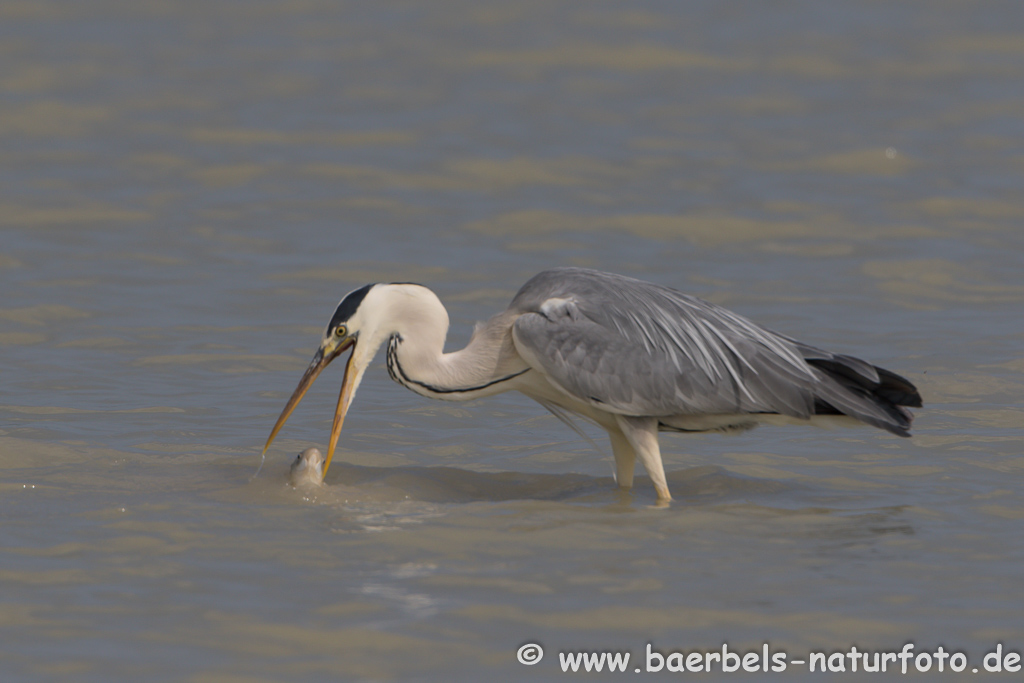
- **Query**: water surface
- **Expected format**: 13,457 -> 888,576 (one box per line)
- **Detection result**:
2,1 -> 1024,681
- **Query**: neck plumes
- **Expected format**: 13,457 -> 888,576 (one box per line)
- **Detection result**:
364,284 -> 528,400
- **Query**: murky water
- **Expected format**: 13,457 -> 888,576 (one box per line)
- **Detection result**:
3,1 -> 1024,681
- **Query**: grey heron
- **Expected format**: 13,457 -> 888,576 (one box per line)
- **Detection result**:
263,267 -> 922,502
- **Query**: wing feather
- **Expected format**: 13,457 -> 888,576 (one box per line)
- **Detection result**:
509,268 -> 919,434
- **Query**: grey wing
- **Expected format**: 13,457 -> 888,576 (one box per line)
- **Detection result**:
509,268 -> 821,418
508,268 -> 919,435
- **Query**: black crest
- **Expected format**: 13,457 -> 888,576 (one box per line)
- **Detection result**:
328,284 -> 374,331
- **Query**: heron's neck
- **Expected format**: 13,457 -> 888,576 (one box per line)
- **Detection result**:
374,287 -> 526,400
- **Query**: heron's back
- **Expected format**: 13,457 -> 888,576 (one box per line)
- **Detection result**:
508,267 -> 921,435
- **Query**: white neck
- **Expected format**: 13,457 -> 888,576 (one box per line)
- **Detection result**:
352,284 -> 528,400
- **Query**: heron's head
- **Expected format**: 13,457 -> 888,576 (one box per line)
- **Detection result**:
262,282 -> 444,480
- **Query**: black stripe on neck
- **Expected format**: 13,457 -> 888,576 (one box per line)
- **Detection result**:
387,337 -> 529,395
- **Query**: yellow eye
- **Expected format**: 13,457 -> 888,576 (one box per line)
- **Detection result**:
334,325 -> 347,338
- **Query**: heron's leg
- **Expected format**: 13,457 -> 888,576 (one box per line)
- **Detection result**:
614,416 -> 671,502
608,429 -> 636,490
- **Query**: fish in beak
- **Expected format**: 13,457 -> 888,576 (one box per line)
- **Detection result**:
262,334 -> 362,480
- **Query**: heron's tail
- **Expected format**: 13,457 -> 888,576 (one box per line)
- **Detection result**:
805,355 -> 922,437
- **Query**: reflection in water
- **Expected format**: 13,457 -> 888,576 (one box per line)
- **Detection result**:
316,461 -> 794,505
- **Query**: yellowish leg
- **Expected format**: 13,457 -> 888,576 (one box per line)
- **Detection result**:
615,415 -> 672,502
608,429 -> 636,490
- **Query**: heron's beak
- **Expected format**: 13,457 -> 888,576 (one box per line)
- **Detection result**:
322,349 -> 365,480
262,337 -> 355,478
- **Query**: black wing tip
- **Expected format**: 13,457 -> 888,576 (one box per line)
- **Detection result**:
875,367 -> 923,408
884,399 -> 916,436
808,359 -> 924,408
852,402 -> 915,437
815,398 -> 915,437
811,360 -> 921,437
